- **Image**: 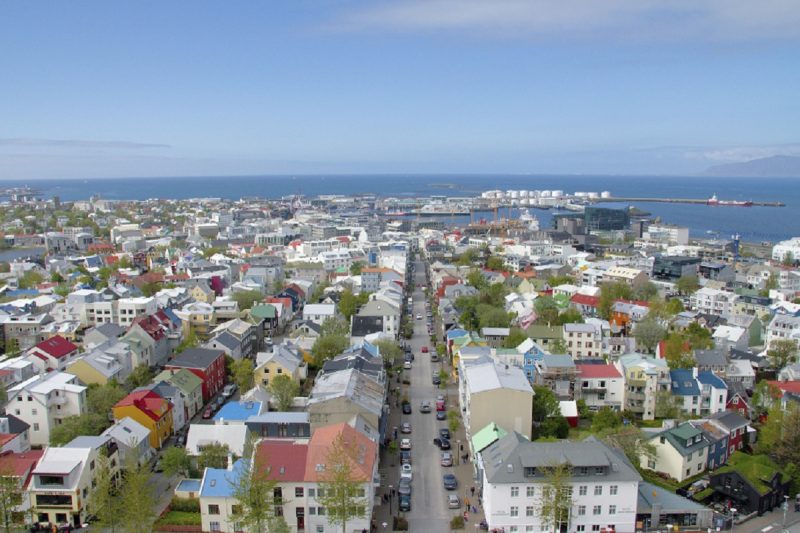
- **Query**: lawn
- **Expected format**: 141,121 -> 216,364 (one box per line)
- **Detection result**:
156,511 -> 201,526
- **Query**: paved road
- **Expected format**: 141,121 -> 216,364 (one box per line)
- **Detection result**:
402,258 -> 453,532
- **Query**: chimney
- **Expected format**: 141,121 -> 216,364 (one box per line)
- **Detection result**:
226,452 -> 234,471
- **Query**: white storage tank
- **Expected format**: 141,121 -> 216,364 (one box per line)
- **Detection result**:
601,191 -> 612,198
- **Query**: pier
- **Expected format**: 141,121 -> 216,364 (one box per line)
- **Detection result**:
586,197 -> 785,207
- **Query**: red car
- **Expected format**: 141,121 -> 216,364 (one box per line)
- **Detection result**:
202,406 -> 213,419
421,346 -> 429,353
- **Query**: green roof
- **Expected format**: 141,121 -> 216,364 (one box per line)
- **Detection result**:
250,303 -> 277,319
471,422 -> 508,453
526,325 -> 563,339
155,368 -> 203,395
669,423 -> 701,441
716,452 -> 784,495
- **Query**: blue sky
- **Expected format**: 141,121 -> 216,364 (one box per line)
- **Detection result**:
1,0 -> 799,179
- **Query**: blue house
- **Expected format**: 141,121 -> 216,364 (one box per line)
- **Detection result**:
692,420 -> 730,470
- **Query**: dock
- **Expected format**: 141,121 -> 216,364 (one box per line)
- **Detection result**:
586,197 -> 785,207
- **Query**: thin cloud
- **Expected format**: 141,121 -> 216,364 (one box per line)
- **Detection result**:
332,0 -> 800,41
0,138 -> 170,149
642,144 -> 800,163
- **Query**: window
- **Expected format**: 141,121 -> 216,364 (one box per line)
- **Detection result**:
647,460 -> 656,469
593,505 -> 601,515
526,506 -> 534,517
317,507 -> 325,515
609,505 -> 616,515
687,452 -> 692,461
579,485 -> 587,496
31,409 -> 37,415
296,487 -> 304,497
594,467 -> 604,475
526,527 -> 535,532
511,486 -> 519,497
579,467 -> 589,476
686,468 -> 691,477
510,527 -> 518,533
594,486 -> 602,496
33,423 -> 39,431
208,504 -> 220,515
577,526 -> 585,532
610,485 -> 618,495
578,506 -> 586,516
510,506 -> 519,517
592,526 -> 601,531
527,486 -> 535,497
209,522 -> 220,532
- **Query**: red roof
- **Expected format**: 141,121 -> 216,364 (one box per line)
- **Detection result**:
767,380 -> 800,396
32,336 -> 77,359
255,440 -> 309,482
576,364 -> 622,379
0,450 -> 44,479
115,390 -> 171,421
304,423 -> 377,482
571,294 -> 599,307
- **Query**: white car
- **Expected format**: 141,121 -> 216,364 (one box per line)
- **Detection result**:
400,463 -> 413,480
403,361 -> 412,370
221,384 -> 237,398
400,438 -> 412,450
416,314 -> 422,320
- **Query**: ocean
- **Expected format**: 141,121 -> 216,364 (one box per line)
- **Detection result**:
3,174 -> 798,243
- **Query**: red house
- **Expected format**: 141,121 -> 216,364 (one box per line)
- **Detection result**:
726,391 -> 752,419
27,335 -> 79,372
165,347 -> 226,402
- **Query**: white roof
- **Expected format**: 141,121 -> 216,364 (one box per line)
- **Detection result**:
185,424 -> 249,456
102,416 -> 151,447
33,447 -> 90,483
559,400 -> 578,418
464,361 -> 533,395
10,371 -> 86,395
303,303 -> 336,315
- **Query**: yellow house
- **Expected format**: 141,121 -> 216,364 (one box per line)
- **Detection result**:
189,281 -> 216,304
112,389 -> 174,449
255,346 -> 306,387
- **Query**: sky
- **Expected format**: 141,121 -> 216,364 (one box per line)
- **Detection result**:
1,0 -> 800,179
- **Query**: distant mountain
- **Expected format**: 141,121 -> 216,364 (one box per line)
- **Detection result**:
704,155 -> 800,177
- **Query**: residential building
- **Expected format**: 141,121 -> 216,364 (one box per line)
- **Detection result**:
533,354 -> 578,400
112,389 -> 174,449
25,336 -> 80,372
651,256 -> 700,282
765,314 -> 800,348
563,323 -> 602,359
574,363 -> 625,411
615,354 -> 671,421
155,368 -> 204,422
255,345 -> 306,387
669,369 -> 727,416
302,303 -> 337,327
307,368 -> 386,441
65,341 -> 134,385
244,412 -> 311,439
479,433 -> 641,533
690,287 -> 737,317
708,452 -> 790,516
165,348 -> 227,402
186,423 -> 250,457
356,298 -> 400,338
7,372 -> 87,447
101,416 -> 154,467
604,266 -> 649,287
643,422 -> 710,482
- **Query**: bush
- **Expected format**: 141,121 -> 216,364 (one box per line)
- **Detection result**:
169,497 -> 200,513
450,515 -> 465,529
393,516 -> 409,530
155,511 -> 201,526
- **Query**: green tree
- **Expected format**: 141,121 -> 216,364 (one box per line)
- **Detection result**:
316,434 -> 368,533
502,327 -> 528,348
197,443 -> 231,470
591,407 -> 622,433
119,454 -> 156,533
601,425 -> 657,466
598,281 -> 632,320
466,269 -> 487,290
268,374 -> 300,411
532,386 -> 560,423
230,358 -> 255,392
456,247 -> 480,267
349,261 -> 364,275
228,447 -> 281,533
485,256 -> 507,272
321,317 -> 350,337
447,410 -> 461,434
3,339 -> 19,359
632,281 -> 659,302
477,305 -> 512,329
556,308 -> 584,326
676,275 -> 699,295
684,322 -> 714,350
17,270 -> 43,289
88,450 -> 123,533
662,333 -> 696,369
547,275 -> 575,287
232,290 -> 263,311
534,296 -> 560,326
311,335 -> 349,367
0,465 -> 24,533
633,318 -> 666,353
338,289 -> 369,321
50,271 -> 64,283
140,281 -> 161,297
161,446 -> 192,478
536,462 -> 575,533
437,369 -> 450,389
537,416 -> 569,439
176,326 -> 199,354
374,340 -> 402,368
50,415 -> 96,446
549,339 -> 568,354
655,390 -> 682,419
126,364 -> 155,390
766,339 -> 798,371
664,298 -> 684,315
757,403 -> 800,467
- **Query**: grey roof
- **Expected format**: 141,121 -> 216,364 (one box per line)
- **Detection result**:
708,410 -> 749,430
482,433 -> 641,484
210,331 -> 240,351
322,354 -> 383,380
90,322 -> 126,339
64,435 -> 112,450
464,361 -> 533,395
4,414 -> 29,434
694,348 -> 728,367
637,482 -> 708,513
351,315 -> 383,337
245,412 -> 310,424
541,354 -> 576,369
168,347 -> 224,369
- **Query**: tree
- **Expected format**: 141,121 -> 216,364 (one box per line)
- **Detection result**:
50,271 -> 64,283
228,448 -> 280,533
633,318 -> 666,354
316,434 -> 368,533
536,462 -> 574,533
198,443 -> 231,470
349,261 -> 364,275
140,281 -> 161,297
126,364 -> 155,390
502,327 -> 528,349
534,296 -> 560,326
684,322 -> 714,350
549,339 -> 568,355
485,256 -> 507,272
537,416 -> 569,439
757,403 -> 800,467
632,281 -> 659,302
456,247 -> 480,267
176,326 -> 199,354
321,317 -> 350,338
161,447 -> 192,478
447,410 -> 460,434
437,369 -> 450,389
547,275 -> 575,287
662,333 -> 696,369
655,390 -> 682,419
676,275 -> 699,295
532,386 -> 560,423
232,290 -> 263,311
591,407 -> 622,433
466,269 -> 487,290
766,339 -> 798,371
88,381 -> 127,421
601,425 -> 657,466
477,304 -> 512,329
88,451 -> 123,533
17,270 -> 43,289
311,335 -> 349,367
339,289 -> 369,321
556,308 -> 584,326
0,465 -> 24,533
231,358 -> 255,392
119,454 -> 156,533
3,339 -> 19,359
269,374 -> 299,411
598,281 -> 632,320
50,415 -> 96,446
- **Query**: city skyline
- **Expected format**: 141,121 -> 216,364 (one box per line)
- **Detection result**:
2,1 -> 799,179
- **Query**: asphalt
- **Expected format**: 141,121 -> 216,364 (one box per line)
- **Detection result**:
371,258 -> 486,532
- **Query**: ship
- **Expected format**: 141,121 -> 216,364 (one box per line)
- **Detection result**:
518,208 -> 540,231
707,194 -> 753,207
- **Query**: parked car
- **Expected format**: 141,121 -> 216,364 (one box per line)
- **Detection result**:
400,438 -> 412,450
432,375 -> 441,386
403,361 -> 412,370
398,477 -> 412,495
202,406 -> 213,419
416,314 -> 422,320
222,383 -> 237,398
439,428 -> 451,440
421,346 -> 429,353
436,400 -> 446,412
402,403 -> 412,415
400,463 -> 413,480
401,422 -> 412,434
436,410 -> 447,421
448,494 -> 461,509
214,396 -> 225,409
400,451 -> 412,465
420,401 -> 432,413
440,451 -> 453,467
399,493 -> 411,512
443,473 -> 458,490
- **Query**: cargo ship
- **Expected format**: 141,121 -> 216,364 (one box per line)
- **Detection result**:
707,194 -> 753,207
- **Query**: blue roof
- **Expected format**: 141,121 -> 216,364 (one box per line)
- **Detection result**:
161,307 -> 182,327
446,328 -> 468,340
697,371 -> 727,389
199,460 -> 246,498
669,369 -> 701,396
362,340 -> 379,358
213,401 -> 263,422
6,289 -> 39,297
176,479 -> 202,493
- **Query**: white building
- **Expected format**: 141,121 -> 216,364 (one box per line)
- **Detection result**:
8,372 -> 87,446
302,303 -> 337,327
574,364 -> 625,411
645,224 -> 690,245
563,323 -> 603,359
772,237 -> 800,263
479,434 -> 641,533
116,297 -> 158,326
690,287 -> 737,317
765,314 -> 800,348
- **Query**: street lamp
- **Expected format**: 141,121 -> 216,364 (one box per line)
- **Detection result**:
388,485 -> 394,515
457,439 -> 462,466
729,508 -> 737,533
783,495 -> 789,531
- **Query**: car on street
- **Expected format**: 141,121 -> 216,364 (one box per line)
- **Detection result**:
436,410 -> 447,420
432,374 -> 441,386
436,399 -> 446,411
402,403 -> 412,414
399,493 -> 411,512
403,361 -> 412,369
214,396 -> 225,410
400,450 -> 411,464
421,346 -> 429,353
202,406 -> 213,419
448,494 -> 461,509
440,451 -> 453,466
416,314 -> 422,320
401,422 -> 412,434
398,477 -> 412,495
431,354 -> 439,362
400,438 -> 412,450
222,383 -> 237,398
439,428 -> 451,440
443,473 -> 458,490
420,401 -> 432,413
436,393 -> 446,402
400,463 -> 413,480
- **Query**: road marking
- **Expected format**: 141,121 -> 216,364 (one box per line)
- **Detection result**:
762,526 -> 774,532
